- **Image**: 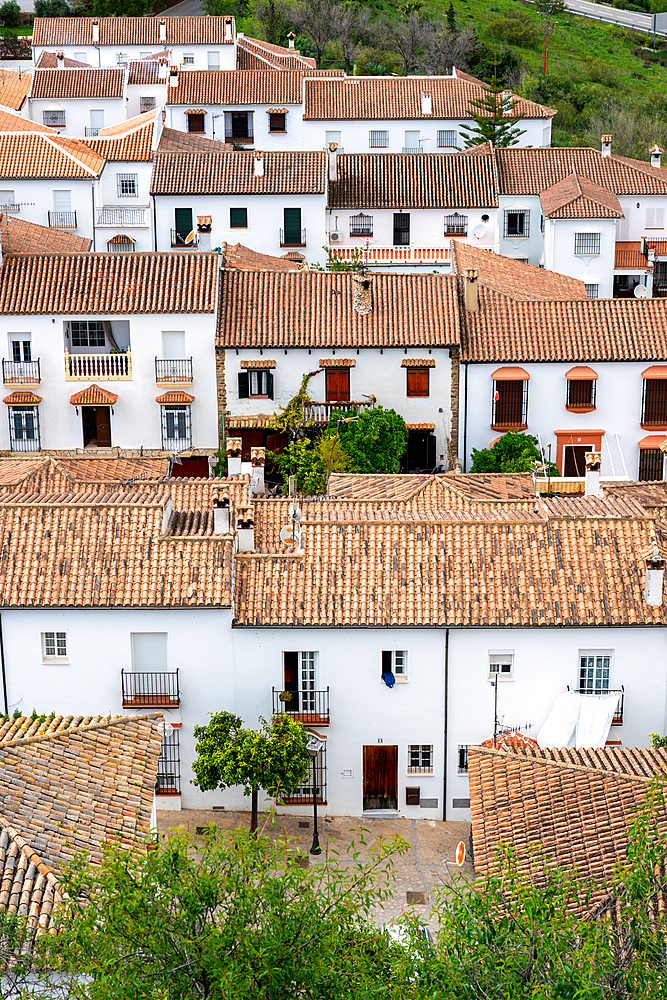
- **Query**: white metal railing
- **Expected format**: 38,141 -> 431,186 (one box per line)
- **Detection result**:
329,246 -> 451,264
303,400 -> 374,423
96,207 -> 147,227
65,349 -> 131,380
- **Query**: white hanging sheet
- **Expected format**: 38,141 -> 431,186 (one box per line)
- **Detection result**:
536,690 -> 582,749
575,692 -> 620,749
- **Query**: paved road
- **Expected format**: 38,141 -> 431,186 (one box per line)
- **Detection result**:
561,0 -> 667,36
158,0 -> 205,15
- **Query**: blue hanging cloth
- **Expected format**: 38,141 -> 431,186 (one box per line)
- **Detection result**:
381,672 -> 395,688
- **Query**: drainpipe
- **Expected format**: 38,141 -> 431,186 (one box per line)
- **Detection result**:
462,362 -> 469,472
442,627 -> 449,823
0,614 -> 9,715
91,181 -> 96,251
153,196 -> 158,251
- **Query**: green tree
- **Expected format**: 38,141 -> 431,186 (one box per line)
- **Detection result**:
0,1 -> 21,26
470,431 -> 559,475
192,712 -> 310,832
446,0 -> 455,34
89,0 -> 149,15
269,433 -> 350,495
34,0 -> 71,13
460,72 -> 526,148
332,405 -> 408,475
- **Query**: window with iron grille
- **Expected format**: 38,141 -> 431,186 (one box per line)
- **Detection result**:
9,406 -> 39,452
369,130 -> 389,148
437,129 -> 457,147
457,745 -> 469,773
639,448 -> 664,481
579,651 -> 611,693
117,173 -> 138,198
492,380 -> 527,428
349,213 -> 373,237
283,745 -> 327,804
407,744 -> 433,774
444,213 -> 468,236
140,97 -> 156,114
161,404 -> 192,450
42,631 -> 67,660
566,378 -> 596,409
585,283 -> 599,299
107,236 -> 135,253
574,232 -> 601,255
71,321 -> 105,347
269,112 -> 286,132
504,210 -> 529,238
43,110 -> 65,127
156,729 -> 181,794
642,379 -> 667,426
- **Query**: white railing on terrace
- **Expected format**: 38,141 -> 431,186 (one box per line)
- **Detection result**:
303,400 -> 374,423
96,207 -> 148,227
329,246 -> 451,265
65,349 -> 131,380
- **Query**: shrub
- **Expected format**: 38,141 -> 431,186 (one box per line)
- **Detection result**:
0,0 -> 21,25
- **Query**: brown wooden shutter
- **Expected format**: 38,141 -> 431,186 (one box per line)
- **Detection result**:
406,368 -> 429,397
325,368 -> 350,402
187,114 -> 205,134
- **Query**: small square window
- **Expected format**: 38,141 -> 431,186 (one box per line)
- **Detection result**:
489,651 -> 513,679
437,129 -> 457,148
182,53 -> 195,65
117,173 -> 138,198
230,207 -> 248,229
574,233 -> 600,255
504,210 -> 529,238
369,130 -> 389,148
382,650 -> 408,681
269,112 -> 286,132
42,631 -> 67,661
585,283 -> 599,299
406,368 -> 429,397
407,744 -> 433,774
140,97 -> 156,114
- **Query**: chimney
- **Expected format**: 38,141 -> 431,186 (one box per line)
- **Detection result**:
421,92 -> 432,115
224,17 -> 233,41
253,149 -> 264,177
159,17 -> 167,42
56,51 -> 64,68
645,543 -> 665,606
650,144 -> 663,168
250,446 -> 265,496
158,59 -> 167,80
601,134 -> 612,158
197,215 -> 211,251
169,65 -> 178,88
464,268 -> 479,313
327,141 -> 338,182
352,270 -> 373,314
226,436 -> 242,476
236,509 -> 255,552
212,495 -> 230,535
584,451 -> 602,496
92,19 -> 99,42
287,30 -> 296,49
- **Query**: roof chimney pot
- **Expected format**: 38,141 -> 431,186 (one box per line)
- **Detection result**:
584,451 -> 602,497
422,92 -> 432,115
159,17 -> 167,42
287,30 -> 296,49
236,510 -> 255,552
213,496 -> 230,535
601,134 -> 612,157
327,141 -> 338,182
645,543 -> 665,606
169,65 -> 178,88
226,436 -> 242,476
253,149 -> 264,177
650,143 -> 663,168
352,270 -> 373,314
56,50 -> 64,67
92,18 -> 99,42
464,268 -> 479,313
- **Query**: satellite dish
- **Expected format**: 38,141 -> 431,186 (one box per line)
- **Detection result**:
634,283 -> 648,299
280,523 -> 295,544
455,841 -> 466,866
291,505 -> 302,522
472,223 -> 486,239
157,721 -> 173,739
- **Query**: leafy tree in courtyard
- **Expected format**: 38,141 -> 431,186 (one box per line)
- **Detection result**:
332,405 -> 408,475
471,431 -> 558,475
0,1 -> 21,27
459,71 -> 525,148
34,0 -> 71,14
192,711 -> 310,832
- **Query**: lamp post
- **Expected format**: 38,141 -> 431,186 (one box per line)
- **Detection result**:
306,732 -> 325,855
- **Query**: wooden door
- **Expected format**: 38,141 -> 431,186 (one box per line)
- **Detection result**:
325,368 -> 350,403
363,745 -> 398,811
95,407 -> 111,448
564,445 -> 588,477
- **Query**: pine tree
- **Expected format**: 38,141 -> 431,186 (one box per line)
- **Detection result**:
459,74 -> 525,148
446,0 -> 456,34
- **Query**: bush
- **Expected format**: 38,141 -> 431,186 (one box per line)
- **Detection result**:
34,0 -> 71,14
487,12 -> 540,48
470,432 -> 559,475
0,0 -> 19,24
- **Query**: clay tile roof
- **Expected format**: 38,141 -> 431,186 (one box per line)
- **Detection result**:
0,69 -> 31,111
439,471 -> 537,501
36,51 -> 90,69
0,133 -> 105,179
32,16 -> 235,46
236,35 -> 317,71
239,358 -> 276,368
539,171 -> 624,218
127,60 -> 161,86
468,746 -> 667,909
96,108 -> 157,137
304,76 -> 556,120
84,116 -> 156,162
221,241 -> 305,271
151,150 -> 325,196
493,146 -> 667,196
0,253 -> 217,314
217,271 -> 461,348
450,240 -> 589,300
3,391 -> 42,404
318,357 -> 356,367
327,152 -> 498,209
69,384 -> 118,406
167,69 -> 303,106
155,390 -> 194,403
30,67 -> 124,100
0,108 -> 56,134
0,213 -> 91,255
0,713 -> 118,743
615,241 -> 646,268
157,127 -> 233,153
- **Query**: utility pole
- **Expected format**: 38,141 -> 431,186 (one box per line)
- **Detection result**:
541,2 -> 557,74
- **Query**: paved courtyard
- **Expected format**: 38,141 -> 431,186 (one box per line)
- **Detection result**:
157,809 -> 472,930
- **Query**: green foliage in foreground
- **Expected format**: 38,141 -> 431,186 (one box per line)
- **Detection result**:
471,431 -> 560,475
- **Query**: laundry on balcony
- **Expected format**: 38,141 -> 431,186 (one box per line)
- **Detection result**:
381,671 -> 395,688
537,688 -> 622,749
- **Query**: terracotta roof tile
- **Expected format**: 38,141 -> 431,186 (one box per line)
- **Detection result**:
30,67 -> 124,100
167,69 -> 303,106
3,391 -> 42,404
155,389 -> 194,403
36,51 -> 90,69
236,35 -> 317,70
157,127 -> 232,153
69,384 -> 118,406
0,70 -> 31,112
127,60 -> 161,86
401,357 -> 435,367
32,16 -> 235,46
0,253 -> 217,314
539,172 -> 624,219
84,118 -> 155,162
0,133 -> 105,178
221,241 -> 305,271
239,358 -> 276,368
615,240 -> 645,268
0,213 -> 91,255
450,241 -> 588,300
151,150 -> 325,195
0,109 -> 56,134
494,146 -> 667,196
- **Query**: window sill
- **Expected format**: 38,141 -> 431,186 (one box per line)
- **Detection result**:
269,130 -> 287,134
248,394 -> 270,399
394,675 -> 409,684
640,423 -> 667,430
43,657 -> 69,664
407,768 -> 433,775
230,227 -> 248,231
504,234 -> 528,239
565,406 -> 596,413
490,424 -> 528,431
349,234 -> 373,239
407,392 -> 429,398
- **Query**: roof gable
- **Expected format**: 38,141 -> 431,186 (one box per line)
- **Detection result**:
151,150 -> 326,195
540,172 -> 624,219
33,15 -> 235,46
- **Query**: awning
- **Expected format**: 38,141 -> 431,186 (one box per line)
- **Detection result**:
642,366 -> 667,379
240,359 -> 276,369
70,384 -> 118,406
184,109 -> 207,115
639,434 -> 667,449
401,358 -> 435,368
566,366 -> 598,380
3,391 -> 42,405
318,358 -> 356,368
156,390 -> 195,404
492,366 -> 530,381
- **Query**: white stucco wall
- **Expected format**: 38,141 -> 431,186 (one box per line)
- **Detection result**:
166,102 -> 304,149
93,160 -> 153,253
32,44 -> 236,71
325,205 -> 498,251
126,83 -> 167,121
0,177 -> 98,242
544,217 -> 616,298
27,96 -> 127,137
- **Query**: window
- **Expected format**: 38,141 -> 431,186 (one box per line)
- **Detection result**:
238,369 -> 274,399
585,283 -> 599,299
646,207 -> 665,229
403,130 -> 420,153
162,330 -> 186,359
42,631 -> 67,661
566,378 -> 596,410
89,110 -> 104,134
444,213 -> 468,236
156,728 -> 181,794
53,190 -> 71,213
117,173 -> 138,198
0,190 -> 16,211
325,130 -> 342,152
393,212 -> 410,246
504,210 -> 529,238
282,207 -> 303,246
182,53 -> 194,64
225,111 -> 253,142
131,632 -> 167,671
284,744 -> 327,804
71,321 -> 105,348
407,745 -> 433,774
639,448 -> 664,481
349,213 -> 373,237
116,52 -> 128,66
140,97 -> 156,114
74,51 -> 87,62
406,367 -> 429,397
139,51 -> 152,60
369,130 -> 389,148
9,336 -> 31,363
230,207 -> 248,229
269,112 -> 286,132
574,232 -> 601,255
489,651 -> 514,679
382,650 -> 407,679
187,114 -> 205,134
457,745 -> 469,773
579,651 -> 611,693
107,235 -> 135,252
9,406 -> 39,452
173,208 -> 193,246
43,110 -> 65,127
207,51 -> 220,69
437,129 -> 457,147
161,404 -> 192,450
325,368 -> 350,403
492,379 -> 527,428
642,378 -> 667,426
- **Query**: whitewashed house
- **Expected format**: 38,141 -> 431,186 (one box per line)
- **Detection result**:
126,58 -> 168,120
32,16 -> 236,72
27,67 -> 128,137
0,252 -> 219,456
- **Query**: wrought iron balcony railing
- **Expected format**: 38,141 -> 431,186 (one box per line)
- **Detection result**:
155,358 -> 193,383
272,686 -> 330,725
121,669 -> 180,708
48,211 -> 77,229
2,359 -> 40,384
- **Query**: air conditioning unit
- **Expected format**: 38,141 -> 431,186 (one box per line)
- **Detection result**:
329,231 -> 343,243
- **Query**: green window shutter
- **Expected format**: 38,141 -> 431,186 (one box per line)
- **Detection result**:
174,208 -> 193,240
230,207 -> 247,228
266,372 -> 274,400
238,371 -> 249,398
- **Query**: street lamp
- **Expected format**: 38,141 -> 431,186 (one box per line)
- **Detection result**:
306,732 -> 325,855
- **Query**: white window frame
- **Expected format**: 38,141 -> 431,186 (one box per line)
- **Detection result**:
489,650 -> 514,680
207,51 -> 220,69
42,631 -> 68,662
382,649 -> 408,682
182,52 -> 195,65
249,370 -> 269,396
578,649 -> 612,693
437,129 -> 457,148
70,320 -> 105,348
117,173 -> 138,199
646,207 -> 665,230
131,632 -> 168,671
407,744 -> 433,775
369,130 -> 389,148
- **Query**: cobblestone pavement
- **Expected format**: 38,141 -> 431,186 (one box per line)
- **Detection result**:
157,809 -> 472,931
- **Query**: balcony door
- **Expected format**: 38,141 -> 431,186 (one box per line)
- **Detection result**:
174,208 -> 193,245
82,406 -> 111,448
283,651 -> 316,714
564,444 -> 589,477
363,745 -> 398,811
283,208 -> 302,246
393,213 -> 410,246
325,368 -> 350,403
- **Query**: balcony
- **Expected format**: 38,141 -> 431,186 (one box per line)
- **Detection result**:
65,349 -> 132,381
329,246 -> 451,267
401,146 -> 423,154
122,669 -> 180,708
280,228 -> 306,247
302,400 -> 375,424
96,207 -> 148,228
2,359 -> 40,384
48,211 -> 77,229
155,358 -> 193,384
85,126 -> 100,137
224,132 -> 254,144
170,229 -> 199,249
272,687 -> 330,725
570,686 -> 624,726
